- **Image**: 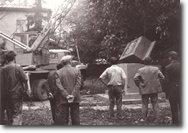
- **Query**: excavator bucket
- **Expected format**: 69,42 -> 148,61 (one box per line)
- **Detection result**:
119,36 -> 156,63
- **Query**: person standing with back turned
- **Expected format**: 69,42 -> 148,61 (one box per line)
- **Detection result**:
164,51 -> 181,125
99,57 -> 127,119
134,57 -> 164,122
55,55 -> 82,125
1,51 -> 30,125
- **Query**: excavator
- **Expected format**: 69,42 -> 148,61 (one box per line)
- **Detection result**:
0,0 -> 78,100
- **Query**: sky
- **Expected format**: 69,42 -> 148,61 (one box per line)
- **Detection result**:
0,0 -> 83,19
1,0 -> 76,12
43,0 -> 68,11
0,0 -> 82,34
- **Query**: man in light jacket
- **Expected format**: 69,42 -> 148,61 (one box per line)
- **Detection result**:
134,57 -> 164,122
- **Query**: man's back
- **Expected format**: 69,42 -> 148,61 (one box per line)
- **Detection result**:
136,66 -> 163,94
100,65 -> 126,86
165,60 -> 180,83
2,63 -> 27,98
57,65 -> 78,93
165,60 -> 181,98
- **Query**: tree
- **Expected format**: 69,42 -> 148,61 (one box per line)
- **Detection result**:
59,0 -> 180,64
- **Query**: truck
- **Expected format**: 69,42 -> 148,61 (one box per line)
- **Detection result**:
0,0 -> 77,101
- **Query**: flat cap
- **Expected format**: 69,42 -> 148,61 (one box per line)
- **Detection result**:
167,51 -> 178,60
60,55 -> 73,63
168,51 -> 178,57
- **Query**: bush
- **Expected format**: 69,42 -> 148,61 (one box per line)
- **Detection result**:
81,78 -> 107,95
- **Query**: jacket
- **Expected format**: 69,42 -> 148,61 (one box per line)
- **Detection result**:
164,60 -> 181,99
134,65 -> 164,95
1,63 -> 27,99
55,64 -> 81,103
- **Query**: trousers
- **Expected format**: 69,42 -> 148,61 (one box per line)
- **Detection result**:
49,99 -> 56,124
167,84 -> 181,125
141,93 -> 159,120
169,96 -> 180,125
54,102 -> 80,125
2,98 -> 23,125
108,85 -> 123,118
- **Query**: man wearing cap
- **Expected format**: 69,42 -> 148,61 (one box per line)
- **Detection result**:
99,57 -> 127,119
1,51 -> 30,125
55,55 -> 82,125
164,51 -> 181,125
134,57 -> 165,122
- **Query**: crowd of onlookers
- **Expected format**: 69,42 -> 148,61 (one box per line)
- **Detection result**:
0,48 -> 181,126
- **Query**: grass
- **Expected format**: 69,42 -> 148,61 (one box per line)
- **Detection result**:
22,105 -> 172,126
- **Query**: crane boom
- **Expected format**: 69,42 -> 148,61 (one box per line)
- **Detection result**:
0,0 -> 77,67
0,32 -> 31,51
29,0 -> 77,52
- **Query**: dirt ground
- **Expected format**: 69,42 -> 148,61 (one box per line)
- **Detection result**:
21,79 -> 173,126
22,96 -> 172,126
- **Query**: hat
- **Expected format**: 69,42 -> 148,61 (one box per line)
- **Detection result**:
60,55 -> 73,63
5,51 -> 16,61
167,51 -> 178,60
143,57 -> 152,65
109,57 -> 118,64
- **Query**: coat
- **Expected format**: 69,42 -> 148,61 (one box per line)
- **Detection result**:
56,64 -> 81,103
164,60 -> 181,99
1,63 -> 27,99
134,65 -> 164,95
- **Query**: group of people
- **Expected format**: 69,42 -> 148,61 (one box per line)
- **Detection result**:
134,51 -> 181,125
99,51 -> 181,125
0,51 -> 82,125
0,49 -> 181,126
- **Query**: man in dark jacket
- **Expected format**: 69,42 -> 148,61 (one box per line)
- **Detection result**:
164,51 -> 181,125
1,51 -> 29,125
47,63 -> 62,124
55,55 -> 82,125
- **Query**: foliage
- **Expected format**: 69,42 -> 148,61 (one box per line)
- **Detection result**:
63,0 -> 180,64
1,0 -> 180,64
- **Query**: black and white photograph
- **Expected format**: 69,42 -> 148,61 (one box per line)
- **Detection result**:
0,0 -> 181,126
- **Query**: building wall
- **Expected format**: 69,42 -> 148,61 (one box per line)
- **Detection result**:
0,11 -> 30,35
0,11 -> 31,50
0,9 -> 50,50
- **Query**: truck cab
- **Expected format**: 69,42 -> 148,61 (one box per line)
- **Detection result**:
49,49 -> 71,64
